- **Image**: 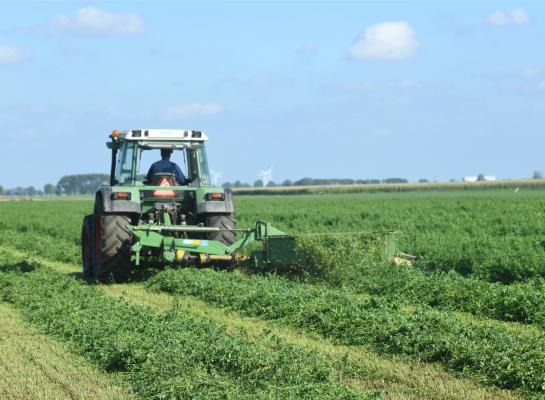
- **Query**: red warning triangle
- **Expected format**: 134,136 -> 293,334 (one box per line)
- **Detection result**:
153,177 -> 176,198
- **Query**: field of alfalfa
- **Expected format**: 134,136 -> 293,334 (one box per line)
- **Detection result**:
1,190 -> 545,399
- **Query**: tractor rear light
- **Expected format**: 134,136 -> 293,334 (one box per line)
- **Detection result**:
206,193 -> 224,201
192,131 -> 202,138
111,192 -> 131,201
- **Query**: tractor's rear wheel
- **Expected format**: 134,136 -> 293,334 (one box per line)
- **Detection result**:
205,214 -> 236,245
81,215 -> 93,279
93,213 -> 133,283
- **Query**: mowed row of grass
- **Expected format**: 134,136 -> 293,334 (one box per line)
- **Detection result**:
145,268 -> 545,395
0,251 -> 372,400
1,246 -> 524,400
6,227 -> 540,397
0,302 -> 134,400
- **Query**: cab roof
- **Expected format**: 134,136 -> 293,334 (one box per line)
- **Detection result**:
118,129 -> 208,142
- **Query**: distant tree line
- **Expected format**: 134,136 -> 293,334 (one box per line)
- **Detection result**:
1,170 -> 543,197
223,177 -> 408,189
0,175 -> 410,196
56,174 -> 109,195
0,185 -> 55,197
0,174 -> 109,197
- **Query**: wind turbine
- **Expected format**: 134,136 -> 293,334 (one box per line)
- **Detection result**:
211,170 -> 223,186
259,167 -> 273,187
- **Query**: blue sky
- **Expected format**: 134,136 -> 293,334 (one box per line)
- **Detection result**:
1,1 -> 544,188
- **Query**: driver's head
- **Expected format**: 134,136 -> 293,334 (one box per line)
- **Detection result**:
161,149 -> 173,159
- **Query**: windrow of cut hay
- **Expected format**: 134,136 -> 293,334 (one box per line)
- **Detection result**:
147,268 -> 545,395
0,256 -> 372,400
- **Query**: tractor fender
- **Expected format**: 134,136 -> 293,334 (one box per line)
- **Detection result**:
196,189 -> 235,214
96,187 -> 141,214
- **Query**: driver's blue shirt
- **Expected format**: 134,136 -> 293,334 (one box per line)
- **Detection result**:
146,158 -> 187,184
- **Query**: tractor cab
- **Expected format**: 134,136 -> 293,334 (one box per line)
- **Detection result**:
108,129 -> 212,187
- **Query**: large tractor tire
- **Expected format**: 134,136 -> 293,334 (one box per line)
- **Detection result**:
93,211 -> 133,283
205,214 -> 236,245
81,215 -> 94,279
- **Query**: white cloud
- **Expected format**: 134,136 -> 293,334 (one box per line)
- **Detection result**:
0,44 -> 25,64
162,103 -> 223,119
512,9 -> 529,25
486,9 -> 529,27
50,7 -> 144,35
487,11 -> 509,27
517,67 -> 545,92
520,67 -> 542,79
348,22 -> 419,61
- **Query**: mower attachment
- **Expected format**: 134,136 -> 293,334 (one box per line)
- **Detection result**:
127,221 -> 407,270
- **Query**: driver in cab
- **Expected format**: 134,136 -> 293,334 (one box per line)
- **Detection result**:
146,149 -> 190,185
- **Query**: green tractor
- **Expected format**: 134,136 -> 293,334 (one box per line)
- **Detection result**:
82,128 -> 404,282
82,128 -> 273,282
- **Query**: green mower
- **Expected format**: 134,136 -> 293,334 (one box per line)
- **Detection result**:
82,129 -> 405,282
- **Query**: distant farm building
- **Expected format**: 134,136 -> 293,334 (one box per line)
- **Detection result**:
463,176 -> 497,182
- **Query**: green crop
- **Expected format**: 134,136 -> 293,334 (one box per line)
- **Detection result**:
235,191 -> 545,283
147,268 -> 545,395
3,191 -> 545,284
3,190 -> 545,398
0,256 -> 370,400
350,263 -> 545,327
2,193 -> 545,328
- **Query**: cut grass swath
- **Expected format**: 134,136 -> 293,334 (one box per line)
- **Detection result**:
0,302 -> 134,400
0,257 -> 373,400
147,268 -> 545,395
